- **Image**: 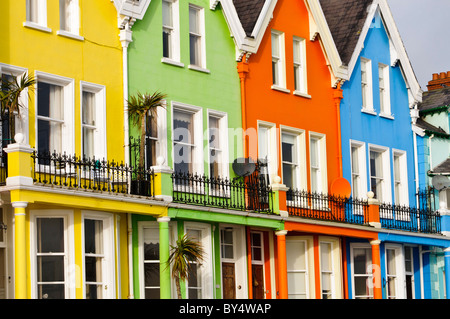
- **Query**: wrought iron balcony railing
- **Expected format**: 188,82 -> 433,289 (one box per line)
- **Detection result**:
286,189 -> 370,226
171,171 -> 274,214
379,202 -> 441,234
30,151 -> 155,197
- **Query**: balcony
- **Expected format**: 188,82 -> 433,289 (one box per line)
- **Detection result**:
29,151 -> 155,197
171,171 -> 274,214
380,202 -> 441,234
286,189 -> 370,226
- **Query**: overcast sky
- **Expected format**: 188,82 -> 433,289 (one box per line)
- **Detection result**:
386,0 -> 450,91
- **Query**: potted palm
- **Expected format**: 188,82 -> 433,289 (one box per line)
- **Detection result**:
127,91 -> 166,195
0,73 -> 35,146
168,233 -> 205,299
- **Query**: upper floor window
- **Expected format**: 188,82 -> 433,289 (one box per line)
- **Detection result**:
369,146 -> 390,203
81,82 -> 106,160
59,0 -> 80,36
361,58 -> 374,112
25,0 -> 50,32
271,30 -> 286,90
36,72 -> 74,156
282,132 -> 300,192
378,63 -> 391,116
208,111 -> 228,179
309,133 -> 327,194
293,37 -> 307,95
162,0 -> 181,64
172,104 -> 203,176
189,4 -> 205,69
350,141 -> 367,200
258,122 -> 277,184
393,150 -> 408,206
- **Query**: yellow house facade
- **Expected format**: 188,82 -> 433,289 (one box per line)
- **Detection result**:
0,0 -> 168,299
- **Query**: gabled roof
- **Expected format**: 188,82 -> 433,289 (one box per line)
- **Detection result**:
113,0 -> 151,22
418,87 -> 450,114
218,0 -> 347,84
218,0 -> 278,59
319,0 -> 373,67
431,158 -> 450,175
415,118 -> 449,138
233,0 -> 267,38
312,0 -> 422,103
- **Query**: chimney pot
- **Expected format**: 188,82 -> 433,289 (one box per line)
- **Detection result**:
433,73 -> 439,80
447,71 -> 450,78
441,72 -> 447,79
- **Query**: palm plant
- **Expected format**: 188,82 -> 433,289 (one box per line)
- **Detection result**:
168,233 -> 205,299
0,74 -> 35,143
127,91 -> 167,169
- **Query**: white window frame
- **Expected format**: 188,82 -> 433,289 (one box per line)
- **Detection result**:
184,222 -> 213,299
219,224 -> 248,299
392,149 -> 409,207
146,103 -> 168,168
404,245 -> 415,299
368,144 -> 391,204
30,209 -> 75,299
188,4 -> 207,72
80,82 -> 106,160
319,240 -> 335,299
24,0 -> 51,33
35,71 -> 75,155
207,110 -> 229,180
171,102 -> 203,176
137,221 -> 176,299
57,0 -> 83,40
280,127 -> 307,192
271,30 -> 288,93
286,237 -> 312,299
350,140 -> 368,200
0,63 -> 30,145
293,36 -> 309,97
81,211 -> 115,299
309,132 -> 327,194
257,121 -> 278,185
361,58 -> 374,114
385,244 -> 405,299
350,243 -> 373,299
162,0 -> 183,67
378,63 -> 391,117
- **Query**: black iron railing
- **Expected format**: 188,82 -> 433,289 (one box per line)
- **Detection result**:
171,171 -> 274,214
380,202 -> 441,234
286,189 -> 370,226
31,151 -> 155,197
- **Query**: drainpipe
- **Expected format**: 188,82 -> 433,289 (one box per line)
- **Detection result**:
120,20 -> 133,166
333,82 -> 344,177
120,18 -> 134,298
429,134 -> 435,174
237,54 -> 249,158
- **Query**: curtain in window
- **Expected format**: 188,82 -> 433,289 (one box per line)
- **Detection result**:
49,84 -> 63,154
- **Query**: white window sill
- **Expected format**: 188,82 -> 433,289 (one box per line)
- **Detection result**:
361,108 -> 377,116
57,30 -> 84,41
271,85 -> 290,94
379,113 -> 394,120
293,90 -> 312,99
188,64 -> 210,74
161,57 -> 185,68
23,21 -> 52,33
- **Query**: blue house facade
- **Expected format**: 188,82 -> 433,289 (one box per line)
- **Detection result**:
320,0 -> 450,299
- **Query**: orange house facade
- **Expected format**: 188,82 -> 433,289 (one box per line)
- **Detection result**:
222,0 -> 383,299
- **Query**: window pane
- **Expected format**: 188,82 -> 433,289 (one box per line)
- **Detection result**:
320,243 -> 332,271
144,263 -> 160,286
28,0 -> 40,23
84,219 -> 103,255
37,256 -> 65,281
85,256 -> 102,282
162,1 -> 172,27
82,92 -> 95,126
173,110 -> 193,143
189,7 -> 199,33
258,127 -> 269,161
143,228 -> 159,261
353,248 -> 371,275
271,33 -> 279,57
38,284 -> 65,299
37,218 -> 64,253
286,241 -> 306,270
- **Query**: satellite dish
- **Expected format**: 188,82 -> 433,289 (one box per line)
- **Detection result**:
432,175 -> 450,190
232,158 -> 256,177
330,177 -> 352,198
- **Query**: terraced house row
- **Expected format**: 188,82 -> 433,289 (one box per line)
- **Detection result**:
0,0 -> 449,299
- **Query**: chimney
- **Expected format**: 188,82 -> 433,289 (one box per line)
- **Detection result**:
427,71 -> 450,91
